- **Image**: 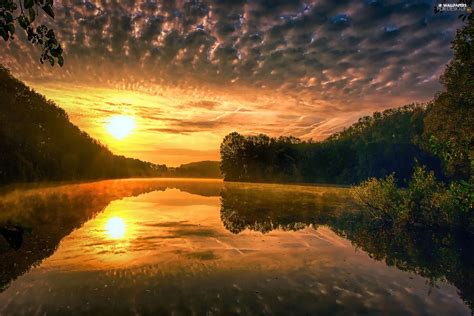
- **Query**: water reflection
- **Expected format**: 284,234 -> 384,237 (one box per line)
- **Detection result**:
0,178 -> 221,292
0,179 -> 471,315
220,182 -> 474,312
220,182 -> 351,234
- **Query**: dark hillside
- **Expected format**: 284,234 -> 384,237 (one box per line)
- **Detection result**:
0,67 -> 167,184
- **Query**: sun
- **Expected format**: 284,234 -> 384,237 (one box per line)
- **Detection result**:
105,217 -> 126,239
106,115 -> 135,140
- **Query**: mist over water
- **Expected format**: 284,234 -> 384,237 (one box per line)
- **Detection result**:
0,179 -> 471,315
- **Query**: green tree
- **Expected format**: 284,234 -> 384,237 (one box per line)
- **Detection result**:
424,18 -> 474,180
219,105 -> 442,185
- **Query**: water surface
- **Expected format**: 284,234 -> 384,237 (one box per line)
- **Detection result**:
0,179 -> 471,315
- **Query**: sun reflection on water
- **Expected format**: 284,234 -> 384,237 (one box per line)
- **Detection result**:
105,217 -> 126,239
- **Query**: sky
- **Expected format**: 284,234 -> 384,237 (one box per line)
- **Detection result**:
2,0 -> 463,166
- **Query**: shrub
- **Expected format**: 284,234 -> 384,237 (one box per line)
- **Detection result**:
404,166 -> 445,226
438,180 -> 474,230
350,174 -> 405,224
351,165 -> 473,231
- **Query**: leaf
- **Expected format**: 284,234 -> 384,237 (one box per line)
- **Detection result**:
48,55 -> 54,66
7,23 -> 15,34
36,25 -> 47,34
41,5 -> 55,19
50,47 -> 59,57
18,16 -> 30,29
58,55 -> 64,67
27,27 -> 34,40
51,46 -> 63,57
29,7 -> 36,22
46,29 -> 55,39
5,12 -> 13,23
0,27 -> 9,41
24,0 -> 34,9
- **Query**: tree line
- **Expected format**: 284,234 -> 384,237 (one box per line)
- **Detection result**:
220,19 -> 473,186
220,105 -> 444,185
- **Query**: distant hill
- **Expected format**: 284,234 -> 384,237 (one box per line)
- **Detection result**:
0,66 -> 167,184
169,161 -> 222,179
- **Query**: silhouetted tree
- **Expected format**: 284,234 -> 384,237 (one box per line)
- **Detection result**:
220,105 -> 443,185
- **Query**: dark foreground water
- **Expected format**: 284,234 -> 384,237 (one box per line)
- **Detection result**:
0,179 -> 472,315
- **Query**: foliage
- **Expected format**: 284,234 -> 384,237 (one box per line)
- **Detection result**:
423,18 -> 474,180
350,174 -> 405,224
0,66 -> 167,184
220,132 -> 249,181
220,105 -> 443,185
349,18 -> 474,238
0,0 -> 63,66
219,21 -> 472,186
439,180 -> 474,231
351,165 -> 473,230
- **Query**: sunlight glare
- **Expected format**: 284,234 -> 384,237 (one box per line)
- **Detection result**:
105,217 -> 126,239
106,115 -> 135,140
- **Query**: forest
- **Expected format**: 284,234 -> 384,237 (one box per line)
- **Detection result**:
0,66 -> 168,185
220,105 -> 443,185
220,18 -> 473,187
220,18 -> 473,233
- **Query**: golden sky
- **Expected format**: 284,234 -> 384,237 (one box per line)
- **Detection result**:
26,78 -> 411,166
2,1 -> 462,166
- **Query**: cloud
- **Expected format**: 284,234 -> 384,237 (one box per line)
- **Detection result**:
149,119 -> 226,134
179,100 -> 221,110
4,0 -> 461,99
1,0 -> 464,164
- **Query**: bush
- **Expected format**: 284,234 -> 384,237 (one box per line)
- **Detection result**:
404,166 -> 445,226
350,174 -> 405,224
438,180 -> 474,231
351,165 -> 473,231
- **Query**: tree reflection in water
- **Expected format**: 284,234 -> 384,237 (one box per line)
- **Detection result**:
0,180 -> 472,312
220,182 -> 473,311
0,179 -> 222,292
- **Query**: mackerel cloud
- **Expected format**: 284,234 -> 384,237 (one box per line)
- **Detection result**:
2,0 -> 462,142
